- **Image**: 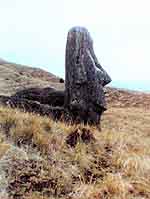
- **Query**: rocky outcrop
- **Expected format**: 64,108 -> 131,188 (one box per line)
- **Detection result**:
12,87 -> 64,107
0,95 -> 64,120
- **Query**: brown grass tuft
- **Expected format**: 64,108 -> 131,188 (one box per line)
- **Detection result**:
0,105 -> 150,198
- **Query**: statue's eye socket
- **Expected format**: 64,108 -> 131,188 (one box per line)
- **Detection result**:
76,56 -> 80,64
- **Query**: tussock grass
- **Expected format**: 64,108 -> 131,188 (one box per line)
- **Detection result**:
0,106 -> 150,198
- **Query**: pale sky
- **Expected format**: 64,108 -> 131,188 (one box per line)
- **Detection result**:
0,0 -> 150,81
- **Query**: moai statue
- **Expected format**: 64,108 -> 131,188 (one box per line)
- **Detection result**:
64,27 -> 111,125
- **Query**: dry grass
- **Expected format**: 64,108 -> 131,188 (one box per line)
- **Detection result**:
0,63 -> 64,96
0,105 -> 150,199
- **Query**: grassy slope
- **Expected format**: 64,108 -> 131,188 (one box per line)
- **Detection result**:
1,61 -> 150,109
0,61 -> 150,198
0,105 -> 150,199
0,63 -> 63,96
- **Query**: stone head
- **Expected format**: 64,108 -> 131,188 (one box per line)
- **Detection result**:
66,26 -> 111,87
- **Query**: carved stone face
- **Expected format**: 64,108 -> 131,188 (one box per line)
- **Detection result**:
66,26 -> 111,87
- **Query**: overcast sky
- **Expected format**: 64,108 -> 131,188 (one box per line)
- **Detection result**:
0,0 -> 150,81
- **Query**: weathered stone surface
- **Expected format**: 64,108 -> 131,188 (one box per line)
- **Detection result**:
59,78 -> 65,83
12,87 -> 64,107
0,95 -> 64,120
64,27 -> 111,124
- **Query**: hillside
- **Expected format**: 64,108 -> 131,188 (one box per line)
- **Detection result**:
106,87 -> 150,109
0,58 -> 9,65
0,61 -> 64,96
0,60 -> 150,198
0,60 -> 150,109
